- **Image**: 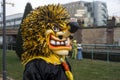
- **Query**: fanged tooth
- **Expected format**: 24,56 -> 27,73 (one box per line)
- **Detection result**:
61,41 -> 64,45
56,41 -> 60,45
66,38 -> 70,46
50,40 -> 55,45
65,41 -> 68,45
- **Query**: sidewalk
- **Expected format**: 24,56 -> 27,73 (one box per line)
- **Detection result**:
0,78 -> 2,80
0,77 -> 2,80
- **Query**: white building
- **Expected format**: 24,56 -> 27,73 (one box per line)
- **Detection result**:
63,1 -> 108,27
0,13 -> 23,47
93,1 -> 108,26
0,13 -> 23,28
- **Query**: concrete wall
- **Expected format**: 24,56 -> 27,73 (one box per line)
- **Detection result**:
82,28 -> 107,44
114,27 -> 120,45
74,26 -> 120,45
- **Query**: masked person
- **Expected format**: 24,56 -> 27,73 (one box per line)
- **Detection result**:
16,3 -> 79,80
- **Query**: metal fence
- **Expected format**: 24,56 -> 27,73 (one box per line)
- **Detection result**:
0,43 -> 16,50
82,44 -> 120,62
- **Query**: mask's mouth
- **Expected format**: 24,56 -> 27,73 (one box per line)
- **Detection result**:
49,35 -> 71,50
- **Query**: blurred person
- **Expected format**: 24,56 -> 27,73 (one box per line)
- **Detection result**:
71,40 -> 77,59
77,43 -> 83,60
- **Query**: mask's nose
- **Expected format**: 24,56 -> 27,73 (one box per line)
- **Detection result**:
56,31 -> 68,39
58,35 -> 63,39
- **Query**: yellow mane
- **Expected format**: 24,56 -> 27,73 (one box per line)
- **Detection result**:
21,4 -> 70,64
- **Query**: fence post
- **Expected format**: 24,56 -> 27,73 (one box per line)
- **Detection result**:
107,46 -> 110,63
91,47 -> 94,60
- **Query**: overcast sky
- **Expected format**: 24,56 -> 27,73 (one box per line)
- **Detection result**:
0,0 -> 120,16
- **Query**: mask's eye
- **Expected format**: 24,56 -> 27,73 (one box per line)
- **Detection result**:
53,26 -> 60,32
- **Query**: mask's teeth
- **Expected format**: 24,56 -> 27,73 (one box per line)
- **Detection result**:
50,40 -> 55,45
50,38 -> 69,46
56,41 -> 60,45
65,40 -> 68,45
61,41 -> 64,45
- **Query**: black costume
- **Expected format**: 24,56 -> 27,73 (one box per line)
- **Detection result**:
23,59 -> 71,80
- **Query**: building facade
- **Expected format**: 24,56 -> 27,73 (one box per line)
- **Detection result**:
0,1 -> 108,27
0,13 -> 23,48
109,16 -> 120,26
0,13 -> 23,28
93,1 -> 108,26
63,1 -> 108,27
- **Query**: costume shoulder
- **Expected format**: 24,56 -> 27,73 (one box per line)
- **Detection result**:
23,59 -> 50,80
23,59 -> 68,80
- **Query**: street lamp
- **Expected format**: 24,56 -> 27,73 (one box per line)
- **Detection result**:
1,0 -> 14,80
2,0 -> 7,80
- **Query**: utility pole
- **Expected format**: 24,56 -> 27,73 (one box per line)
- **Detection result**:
1,1 -> 14,80
2,0 -> 7,80
93,0 -> 95,26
